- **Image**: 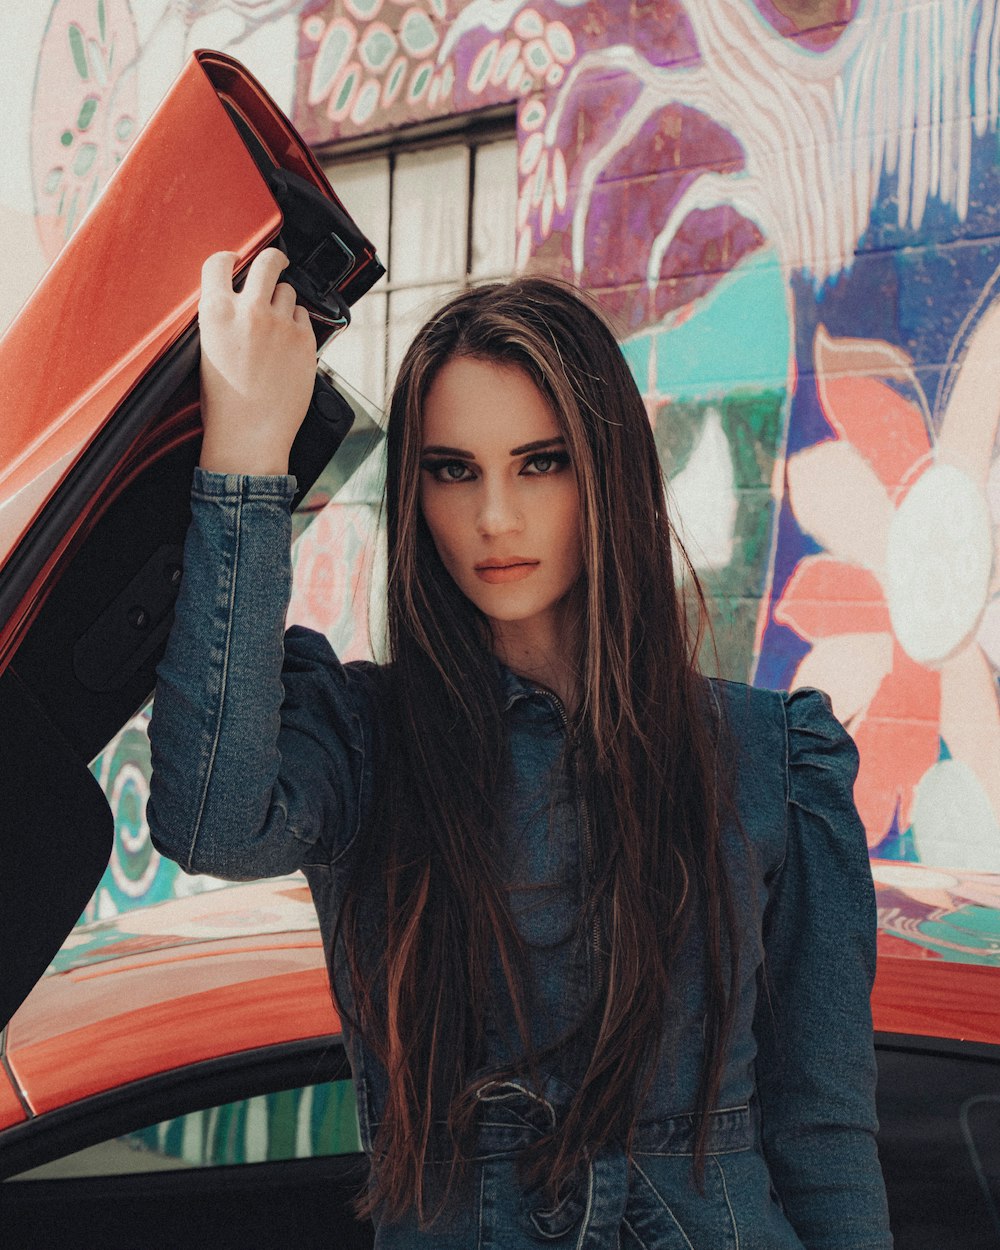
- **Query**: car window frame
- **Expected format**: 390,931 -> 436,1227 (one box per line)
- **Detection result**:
0,1034 -> 351,1181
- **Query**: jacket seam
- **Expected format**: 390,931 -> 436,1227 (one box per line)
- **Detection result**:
713,1155 -> 740,1250
631,1158 -> 696,1250
186,489 -> 242,870
476,1164 -> 485,1250
622,1215 -> 650,1250
778,691 -> 791,882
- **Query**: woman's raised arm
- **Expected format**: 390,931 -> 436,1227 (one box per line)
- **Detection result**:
146,250 -> 376,881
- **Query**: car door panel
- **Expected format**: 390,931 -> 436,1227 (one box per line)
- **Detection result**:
0,50 -> 383,1028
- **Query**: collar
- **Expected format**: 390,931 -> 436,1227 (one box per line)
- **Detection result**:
495,658 -> 568,719
496,657 -> 533,710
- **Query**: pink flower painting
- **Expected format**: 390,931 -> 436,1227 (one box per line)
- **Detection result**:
774,315 -> 1000,867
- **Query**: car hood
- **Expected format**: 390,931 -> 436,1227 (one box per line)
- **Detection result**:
0,50 -> 383,1029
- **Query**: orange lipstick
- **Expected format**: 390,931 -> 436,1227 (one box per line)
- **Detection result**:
475,559 -> 539,584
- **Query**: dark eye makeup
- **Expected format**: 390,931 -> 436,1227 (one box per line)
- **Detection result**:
419,450 -> 571,483
419,458 -> 475,483
521,451 -> 571,475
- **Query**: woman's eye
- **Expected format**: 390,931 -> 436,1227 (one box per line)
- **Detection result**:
522,452 -> 570,475
421,459 -> 474,483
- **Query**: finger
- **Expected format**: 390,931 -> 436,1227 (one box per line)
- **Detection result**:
271,278 -> 298,314
200,251 -> 237,300
242,247 -> 291,304
292,303 -> 316,334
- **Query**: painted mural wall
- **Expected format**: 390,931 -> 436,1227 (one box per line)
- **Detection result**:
3,0 -> 998,963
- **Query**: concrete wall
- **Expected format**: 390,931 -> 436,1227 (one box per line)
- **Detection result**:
4,1 -> 999,959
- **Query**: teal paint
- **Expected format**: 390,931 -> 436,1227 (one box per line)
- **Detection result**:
651,250 -> 789,399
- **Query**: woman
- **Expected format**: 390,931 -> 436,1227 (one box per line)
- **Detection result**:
148,248 -> 893,1248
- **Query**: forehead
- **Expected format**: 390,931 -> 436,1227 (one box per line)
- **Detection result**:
421,357 -> 560,451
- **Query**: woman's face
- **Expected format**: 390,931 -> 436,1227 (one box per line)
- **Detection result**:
419,355 -> 583,642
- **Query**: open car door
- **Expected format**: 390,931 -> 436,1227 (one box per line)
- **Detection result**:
0,51 -> 384,1029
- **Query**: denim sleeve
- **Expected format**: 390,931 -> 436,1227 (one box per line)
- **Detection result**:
753,688 -> 893,1250
147,468 -> 373,880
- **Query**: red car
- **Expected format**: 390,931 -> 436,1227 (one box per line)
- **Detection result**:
0,51 -> 383,1244
2,878 -> 372,1246
0,47 -> 382,1027
1,50 -> 998,1250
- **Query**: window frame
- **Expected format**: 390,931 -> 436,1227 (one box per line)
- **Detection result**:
316,107 -> 518,410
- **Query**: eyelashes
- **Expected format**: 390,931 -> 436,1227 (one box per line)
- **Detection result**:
417,457 -> 472,480
420,459 -> 474,483
419,451 -> 571,483
522,451 -> 570,475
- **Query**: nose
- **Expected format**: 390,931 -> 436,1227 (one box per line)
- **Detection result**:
476,479 -> 522,537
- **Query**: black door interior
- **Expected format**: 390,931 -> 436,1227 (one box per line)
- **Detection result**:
0,356 -> 354,1028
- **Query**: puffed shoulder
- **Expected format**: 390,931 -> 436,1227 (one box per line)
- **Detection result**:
781,686 -> 861,818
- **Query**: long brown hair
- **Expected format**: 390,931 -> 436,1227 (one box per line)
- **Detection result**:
336,277 -> 738,1225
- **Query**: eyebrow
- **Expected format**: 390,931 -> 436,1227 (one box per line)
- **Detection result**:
421,437 -> 566,458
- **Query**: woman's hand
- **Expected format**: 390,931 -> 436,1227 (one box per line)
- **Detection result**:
197,248 -> 317,475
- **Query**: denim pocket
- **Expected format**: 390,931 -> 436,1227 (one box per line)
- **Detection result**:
624,1150 -> 809,1250
622,1155 -> 739,1250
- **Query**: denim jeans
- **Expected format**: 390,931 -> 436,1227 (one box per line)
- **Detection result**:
148,470 -> 893,1249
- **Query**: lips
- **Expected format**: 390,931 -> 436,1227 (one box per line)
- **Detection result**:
474,558 -> 539,584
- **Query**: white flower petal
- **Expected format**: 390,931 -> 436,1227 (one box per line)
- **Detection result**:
939,644 -> 1000,821
977,598 -> 1000,671
988,455 -> 1000,524
787,441 -> 891,579
790,632 -> 893,726
938,297 -> 1000,486
912,760 -> 1000,873
885,464 -> 993,664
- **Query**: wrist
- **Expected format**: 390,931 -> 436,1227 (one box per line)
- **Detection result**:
198,434 -> 290,476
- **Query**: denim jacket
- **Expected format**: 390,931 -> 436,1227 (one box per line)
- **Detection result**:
148,470 -> 893,1250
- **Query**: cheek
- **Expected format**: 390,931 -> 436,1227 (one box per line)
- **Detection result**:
551,488 -> 583,570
